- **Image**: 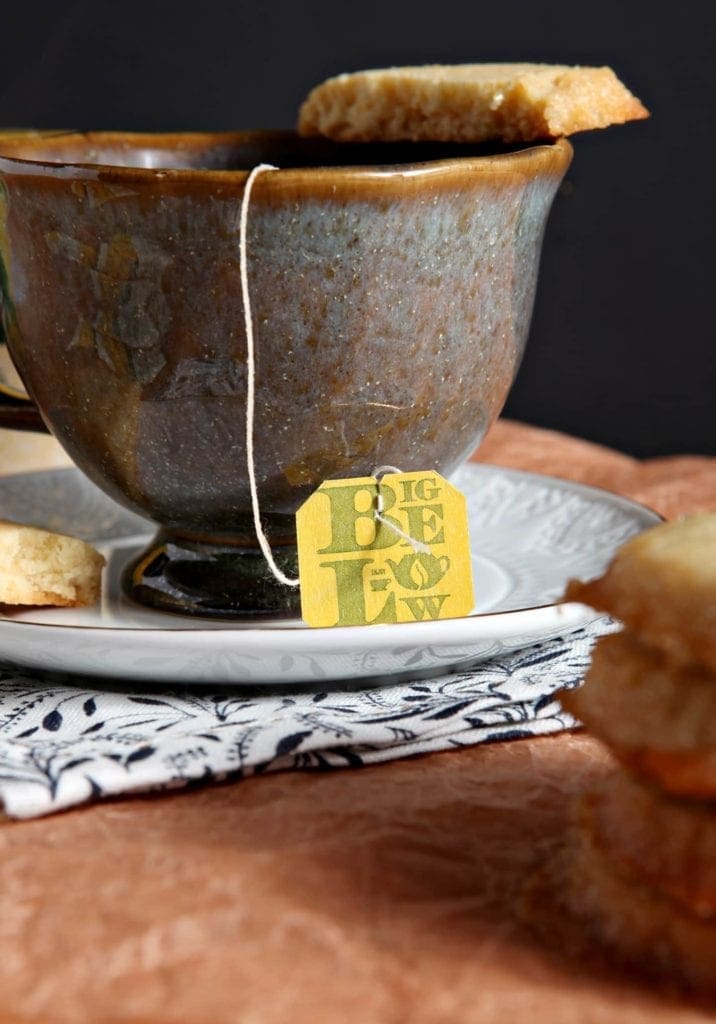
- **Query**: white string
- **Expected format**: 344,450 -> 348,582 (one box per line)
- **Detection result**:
239,163 -> 300,587
372,466 -> 430,554
240,171 -> 429,586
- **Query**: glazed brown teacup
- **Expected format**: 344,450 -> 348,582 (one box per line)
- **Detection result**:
0,131 -> 571,617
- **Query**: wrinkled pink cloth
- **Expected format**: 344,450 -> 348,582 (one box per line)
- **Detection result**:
1,420 -> 714,1024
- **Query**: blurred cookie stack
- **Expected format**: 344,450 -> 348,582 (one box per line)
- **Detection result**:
560,514 -> 716,996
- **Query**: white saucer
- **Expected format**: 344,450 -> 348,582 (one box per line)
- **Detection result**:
0,463 -> 660,684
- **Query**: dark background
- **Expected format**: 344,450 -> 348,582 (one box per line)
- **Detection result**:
1,0 -> 714,456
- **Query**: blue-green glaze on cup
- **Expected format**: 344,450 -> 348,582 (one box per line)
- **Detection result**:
0,131 -> 571,617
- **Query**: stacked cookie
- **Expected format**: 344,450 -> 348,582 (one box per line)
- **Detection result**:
560,514 -> 716,995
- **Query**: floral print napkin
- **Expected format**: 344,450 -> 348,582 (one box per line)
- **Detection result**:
0,618 -> 614,819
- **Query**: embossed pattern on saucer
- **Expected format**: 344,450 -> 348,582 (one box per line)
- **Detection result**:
0,464 -> 660,684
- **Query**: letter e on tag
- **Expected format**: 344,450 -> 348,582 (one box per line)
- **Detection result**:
296,471 -> 474,627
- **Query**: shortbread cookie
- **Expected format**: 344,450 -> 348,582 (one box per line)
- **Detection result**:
566,514 -> 716,673
560,632 -> 716,798
569,794 -> 716,996
591,771 -> 716,917
0,520 -> 105,607
298,63 -> 648,143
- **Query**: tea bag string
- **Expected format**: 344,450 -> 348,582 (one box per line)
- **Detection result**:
239,166 -> 429,588
372,466 -> 430,554
240,163 -> 299,588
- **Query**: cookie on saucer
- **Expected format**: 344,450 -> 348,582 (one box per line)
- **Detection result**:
0,520 -> 105,607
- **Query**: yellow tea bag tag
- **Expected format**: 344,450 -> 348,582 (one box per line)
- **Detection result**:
296,470 -> 474,627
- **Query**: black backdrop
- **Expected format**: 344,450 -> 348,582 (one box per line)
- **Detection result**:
1,0 -> 714,456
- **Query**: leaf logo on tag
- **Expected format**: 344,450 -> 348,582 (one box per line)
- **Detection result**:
296,471 -> 474,627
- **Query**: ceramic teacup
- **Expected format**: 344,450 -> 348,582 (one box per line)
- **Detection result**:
0,131 -> 571,617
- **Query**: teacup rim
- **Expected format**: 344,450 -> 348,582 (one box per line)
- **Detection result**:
0,129 -> 572,185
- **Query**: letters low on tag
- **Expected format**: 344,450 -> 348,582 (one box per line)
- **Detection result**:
296,471 -> 474,627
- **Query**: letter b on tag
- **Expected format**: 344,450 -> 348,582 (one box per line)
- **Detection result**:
296,471 -> 474,627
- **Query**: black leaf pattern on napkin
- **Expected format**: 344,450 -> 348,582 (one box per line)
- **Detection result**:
125,745 -> 156,766
42,710 -> 63,732
276,731 -> 313,757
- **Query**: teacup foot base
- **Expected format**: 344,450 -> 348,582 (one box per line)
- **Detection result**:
122,531 -> 302,620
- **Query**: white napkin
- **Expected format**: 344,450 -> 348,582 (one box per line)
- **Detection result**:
0,619 -> 612,818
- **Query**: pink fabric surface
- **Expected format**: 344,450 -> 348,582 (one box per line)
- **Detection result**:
1,420 -> 714,1023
